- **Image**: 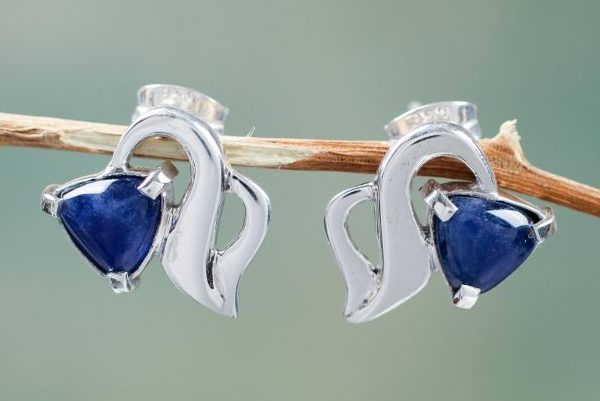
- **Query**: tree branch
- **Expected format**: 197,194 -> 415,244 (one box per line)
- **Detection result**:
0,112 -> 598,217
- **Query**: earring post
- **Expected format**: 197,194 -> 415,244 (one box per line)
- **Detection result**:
1,111 -> 599,218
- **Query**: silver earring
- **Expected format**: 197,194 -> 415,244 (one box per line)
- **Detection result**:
42,84 -> 271,317
325,101 -> 556,323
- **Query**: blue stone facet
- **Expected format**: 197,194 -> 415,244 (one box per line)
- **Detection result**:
57,176 -> 162,274
433,195 -> 537,293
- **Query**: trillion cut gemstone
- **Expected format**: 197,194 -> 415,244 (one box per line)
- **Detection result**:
57,176 -> 162,274
433,195 -> 537,293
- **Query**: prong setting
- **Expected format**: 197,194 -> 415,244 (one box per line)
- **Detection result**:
107,272 -> 138,294
41,185 -> 60,217
137,161 -> 179,199
452,284 -> 481,309
421,180 -> 458,222
41,87 -> 269,317
532,207 -> 557,244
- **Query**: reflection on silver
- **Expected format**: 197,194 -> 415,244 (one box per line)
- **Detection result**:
326,119 -> 495,323
41,185 -> 60,217
107,272 -> 138,294
422,180 -> 458,222
42,85 -> 270,317
453,285 -> 481,309
137,161 -> 179,200
532,207 -> 557,244
325,101 -> 556,323
325,183 -> 379,319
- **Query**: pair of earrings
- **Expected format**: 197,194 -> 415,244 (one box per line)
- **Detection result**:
42,85 -> 556,322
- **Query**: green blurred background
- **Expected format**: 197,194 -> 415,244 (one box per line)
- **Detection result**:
1,1 -> 599,400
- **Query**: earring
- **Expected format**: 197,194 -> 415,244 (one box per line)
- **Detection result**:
325,101 -> 556,323
42,84 -> 271,317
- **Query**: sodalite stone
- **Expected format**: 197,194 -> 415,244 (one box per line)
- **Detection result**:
58,176 -> 162,274
433,195 -> 537,293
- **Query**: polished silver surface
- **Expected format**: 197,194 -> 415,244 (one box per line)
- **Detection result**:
111,106 -> 270,317
324,183 -> 379,320
214,172 -> 271,315
325,101 -> 556,323
42,85 -> 270,317
326,120 -> 495,323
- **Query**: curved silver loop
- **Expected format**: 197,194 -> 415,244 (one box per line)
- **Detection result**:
327,121 -> 497,323
385,101 -> 481,140
110,106 -> 268,317
213,172 -> 271,317
109,107 -> 225,174
324,183 -> 378,321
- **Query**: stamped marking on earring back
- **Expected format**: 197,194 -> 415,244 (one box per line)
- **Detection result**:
384,101 -> 481,140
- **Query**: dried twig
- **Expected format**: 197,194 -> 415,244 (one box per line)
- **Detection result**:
0,112 -> 598,217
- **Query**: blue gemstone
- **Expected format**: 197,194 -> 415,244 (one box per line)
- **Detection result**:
433,195 -> 537,293
57,176 -> 162,275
